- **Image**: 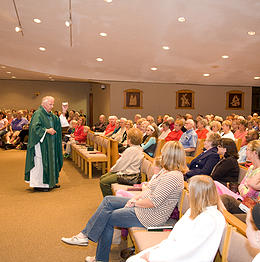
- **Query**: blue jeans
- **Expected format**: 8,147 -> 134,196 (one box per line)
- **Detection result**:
81,196 -> 144,262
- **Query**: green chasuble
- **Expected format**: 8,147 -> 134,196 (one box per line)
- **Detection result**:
24,106 -> 63,187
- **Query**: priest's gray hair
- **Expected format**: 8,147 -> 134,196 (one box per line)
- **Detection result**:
42,96 -> 54,105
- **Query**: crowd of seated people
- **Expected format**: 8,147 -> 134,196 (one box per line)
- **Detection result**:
0,108 -> 88,150
1,108 -> 260,261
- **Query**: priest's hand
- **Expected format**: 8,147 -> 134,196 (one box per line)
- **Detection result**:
46,128 -> 56,135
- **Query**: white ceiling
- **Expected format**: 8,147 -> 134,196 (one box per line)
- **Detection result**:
0,0 -> 260,86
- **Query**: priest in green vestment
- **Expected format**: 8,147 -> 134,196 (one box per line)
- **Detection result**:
25,96 -> 63,191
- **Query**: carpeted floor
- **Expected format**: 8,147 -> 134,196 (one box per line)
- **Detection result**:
0,148 -> 126,262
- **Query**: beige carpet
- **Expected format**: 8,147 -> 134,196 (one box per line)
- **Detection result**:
0,148 -> 126,262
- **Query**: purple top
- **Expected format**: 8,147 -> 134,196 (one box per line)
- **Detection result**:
11,117 -> 28,131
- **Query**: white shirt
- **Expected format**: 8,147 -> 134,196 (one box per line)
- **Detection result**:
221,131 -> 235,140
59,114 -> 69,127
127,206 -> 225,262
158,129 -> 171,140
253,252 -> 260,262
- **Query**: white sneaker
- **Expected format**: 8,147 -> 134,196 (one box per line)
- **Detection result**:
85,256 -> 96,262
61,234 -> 88,246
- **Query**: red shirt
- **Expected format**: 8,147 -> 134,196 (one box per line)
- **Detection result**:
74,125 -> 87,143
104,123 -> 115,135
165,129 -> 183,141
196,128 -> 209,139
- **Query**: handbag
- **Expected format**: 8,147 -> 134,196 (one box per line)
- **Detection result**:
117,173 -> 141,186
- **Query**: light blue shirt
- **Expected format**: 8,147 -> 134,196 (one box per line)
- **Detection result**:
179,129 -> 198,149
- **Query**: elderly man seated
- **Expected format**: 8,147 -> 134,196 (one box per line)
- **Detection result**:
179,119 -> 198,156
5,110 -> 28,146
92,114 -> 108,132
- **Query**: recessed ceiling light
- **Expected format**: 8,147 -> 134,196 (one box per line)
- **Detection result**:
1,66 -> 6,69
162,46 -> 170,50
248,31 -> 256,36
96,58 -> 103,62
203,73 -> 210,77
150,67 -> 158,71
39,47 -> 46,51
33,18 -> 41,24
15,26 -> 22,32
48,76 -> 52,79
6,71 -> 11,74
50,79 -> 55,81
222,55 -> 229,59
178,17 -> 186,22
254,76 -> 260,80
65,20 -> 71,27
104,0 -> 112,3
99,32 -> 107,37
11,76 -> 16,79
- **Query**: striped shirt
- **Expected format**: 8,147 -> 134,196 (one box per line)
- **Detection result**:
135,168 -> 184,228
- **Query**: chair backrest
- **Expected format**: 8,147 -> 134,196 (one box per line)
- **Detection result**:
218,224 -> 231,261
87,131 -> 95,146
178,189 -> 190,218
226,226 -> 260,262
102,137 -> 110,154
235,138 -> 242,152
109,138 -> 119,166
238,165 -> 248,184
154,139 -> 166,158
194,139 -> 205,157
141,157 -> 154,180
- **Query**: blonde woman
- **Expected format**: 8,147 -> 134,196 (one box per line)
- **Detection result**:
61,141 -> 186,262
127,175 -> 225,262
210,120 -> 222,134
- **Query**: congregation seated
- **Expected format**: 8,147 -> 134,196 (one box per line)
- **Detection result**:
127,175 -> 225,262
234,119 -> 248,147
5,110 -> 28,145
219,140 -> 260,223
118,120 -> 133,153
104,115 -> 117,136
61,141 -> 186,262
92,114 -> 107,132
64,117 -> 87,158
140,120 -> 150,142
221,120 -> 235,140
179,119 -> 198,156
238,129 -> 259,163
0,111 -> 8,141
111,118 -> 127,141
15,112 -> 34,149
210,120 -> 222,134
133,114 -> 141,128
108,119 -> 120,137
100,128 -> 144,197
141,123 -> 159,158
146,115 -> 155,125
164,119 -> 183,142
195,118 -> 209,139
185,132 -> 221,179
167,117 -> 175,131
211,138 -> 239,186
158,122 -> 171,140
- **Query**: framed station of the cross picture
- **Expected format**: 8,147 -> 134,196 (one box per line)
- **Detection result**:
124,89 -> 143,109
226,90 -> 244,110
